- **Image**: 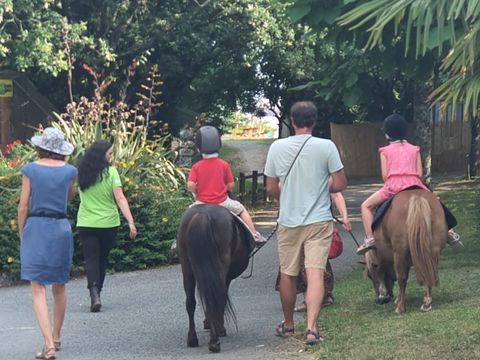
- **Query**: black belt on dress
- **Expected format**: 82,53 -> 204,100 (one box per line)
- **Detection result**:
28,211 -> 67,219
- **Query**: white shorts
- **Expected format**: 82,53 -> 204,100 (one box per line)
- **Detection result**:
193,196 -> 245,215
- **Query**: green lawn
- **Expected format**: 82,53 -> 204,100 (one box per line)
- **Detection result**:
307,186 -> 480,360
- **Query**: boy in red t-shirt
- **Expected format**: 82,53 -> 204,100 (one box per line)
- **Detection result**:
188,126 -> 266,245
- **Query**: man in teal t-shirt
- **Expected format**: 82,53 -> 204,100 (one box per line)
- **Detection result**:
264,101 -> 347,345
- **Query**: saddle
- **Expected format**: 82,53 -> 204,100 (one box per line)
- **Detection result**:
231,213 -> 256,255
371,186 -> 457,232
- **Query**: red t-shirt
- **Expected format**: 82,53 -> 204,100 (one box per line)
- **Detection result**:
188,158 -> 234,203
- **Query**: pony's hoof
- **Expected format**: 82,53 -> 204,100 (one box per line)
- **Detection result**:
187,336 -> 199,347
395,307 -> 405,314
375,296 -> 391,305
209,341 -> 221,353
420,304 -> 432,312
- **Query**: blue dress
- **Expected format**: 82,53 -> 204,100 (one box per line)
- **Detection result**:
20,162 -> 78,285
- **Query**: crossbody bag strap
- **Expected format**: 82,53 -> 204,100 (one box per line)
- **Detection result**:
283,135 -> 312,184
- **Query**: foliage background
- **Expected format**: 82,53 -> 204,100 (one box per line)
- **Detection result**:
0,95 -> 192,284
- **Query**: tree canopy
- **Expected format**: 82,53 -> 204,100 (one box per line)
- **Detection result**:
1,0 -> 343,133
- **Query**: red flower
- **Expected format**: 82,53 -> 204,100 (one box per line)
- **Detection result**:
14,140 -> 21,145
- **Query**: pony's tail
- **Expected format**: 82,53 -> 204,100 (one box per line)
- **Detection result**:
186,212 -> 236,329
406,195 -> 439,286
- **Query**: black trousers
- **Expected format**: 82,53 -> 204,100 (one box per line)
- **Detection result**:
78,227 -> 117,291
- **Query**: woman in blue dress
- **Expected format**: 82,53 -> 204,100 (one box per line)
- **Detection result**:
17,127 -> 77,360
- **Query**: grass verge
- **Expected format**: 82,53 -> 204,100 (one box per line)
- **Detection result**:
309,186 -> 480,360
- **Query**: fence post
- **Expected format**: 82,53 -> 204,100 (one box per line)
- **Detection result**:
466,153 -> 471,180
263,174 -> 267,201
239,172 -> 245,202
252,170 -> 258,206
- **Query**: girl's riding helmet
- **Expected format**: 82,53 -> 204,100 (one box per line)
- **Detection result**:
383,114 -> 407,140
195,125 -> 222,154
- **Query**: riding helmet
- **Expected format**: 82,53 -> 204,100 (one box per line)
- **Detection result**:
383,114 -> 407,140
195,125 -> 222,154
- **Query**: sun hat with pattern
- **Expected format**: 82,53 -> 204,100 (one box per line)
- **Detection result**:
31,127 -> 74,156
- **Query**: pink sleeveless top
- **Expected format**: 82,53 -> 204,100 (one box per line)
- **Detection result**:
378,142 -> 429,201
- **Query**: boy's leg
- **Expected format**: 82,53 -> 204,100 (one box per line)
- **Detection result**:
238,209 -> 256,233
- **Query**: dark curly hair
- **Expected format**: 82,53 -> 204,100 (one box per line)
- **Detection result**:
77,140 -> 112,191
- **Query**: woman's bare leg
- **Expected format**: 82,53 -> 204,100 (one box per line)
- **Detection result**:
52,284 -> 67,345
31,282 -> 55,353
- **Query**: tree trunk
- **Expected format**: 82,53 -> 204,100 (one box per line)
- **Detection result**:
472,115 -> 480,177
412,81 -> 432,187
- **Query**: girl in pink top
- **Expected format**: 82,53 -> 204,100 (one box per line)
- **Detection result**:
357,114 -> 461,255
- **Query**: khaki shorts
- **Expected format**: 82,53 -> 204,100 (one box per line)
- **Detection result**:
193,196 -> 245,215
277,221 -> 333,276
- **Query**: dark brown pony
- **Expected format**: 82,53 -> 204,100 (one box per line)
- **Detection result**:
365,189 -> 448,314
177,204 -> 253,352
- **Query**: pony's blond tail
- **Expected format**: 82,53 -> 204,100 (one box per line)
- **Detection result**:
406,195 -> 439,287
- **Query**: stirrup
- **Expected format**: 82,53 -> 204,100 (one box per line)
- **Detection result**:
254,231 -> 267,247
356,237 -> 375,255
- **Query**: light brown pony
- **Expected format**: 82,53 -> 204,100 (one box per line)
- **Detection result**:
365,189 -> 448,314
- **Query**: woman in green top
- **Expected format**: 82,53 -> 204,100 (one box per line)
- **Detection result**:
77,140 -> 137,312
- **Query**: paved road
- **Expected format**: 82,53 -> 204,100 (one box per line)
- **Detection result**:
0,183 -> 377,360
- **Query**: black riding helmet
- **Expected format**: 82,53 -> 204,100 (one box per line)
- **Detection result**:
383,114 -> 407,140
195,125 -> 222,154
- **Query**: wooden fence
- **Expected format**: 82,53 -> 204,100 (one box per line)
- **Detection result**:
237,171 -> 267,206
331,121 -> 471,179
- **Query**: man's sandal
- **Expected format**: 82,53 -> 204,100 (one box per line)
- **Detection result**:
35,347 -> 56,360
304,329 -> 323,345
275,321 -> 294,338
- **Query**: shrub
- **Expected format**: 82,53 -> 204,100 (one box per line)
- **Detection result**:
0,90 -> 191,283
0,141 -> 27,284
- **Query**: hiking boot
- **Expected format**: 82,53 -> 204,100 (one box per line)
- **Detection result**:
447,229 -> 464,253
356,236 -> 375,255
89,286 -> 101,312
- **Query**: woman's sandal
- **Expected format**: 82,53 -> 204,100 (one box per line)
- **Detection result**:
304,329 -> 323,346
275,321 -> 295,338
35,347 -> 56,360
54,340 -> 61,351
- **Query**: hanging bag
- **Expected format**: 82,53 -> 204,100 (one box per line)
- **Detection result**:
328,227 -> 343,259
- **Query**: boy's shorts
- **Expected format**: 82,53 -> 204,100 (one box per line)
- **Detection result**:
193,196 -> 244,215
277,221 -> 333,276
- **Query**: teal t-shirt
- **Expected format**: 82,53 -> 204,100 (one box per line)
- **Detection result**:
264,134 -> 344,227
77,167 -> 122,228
